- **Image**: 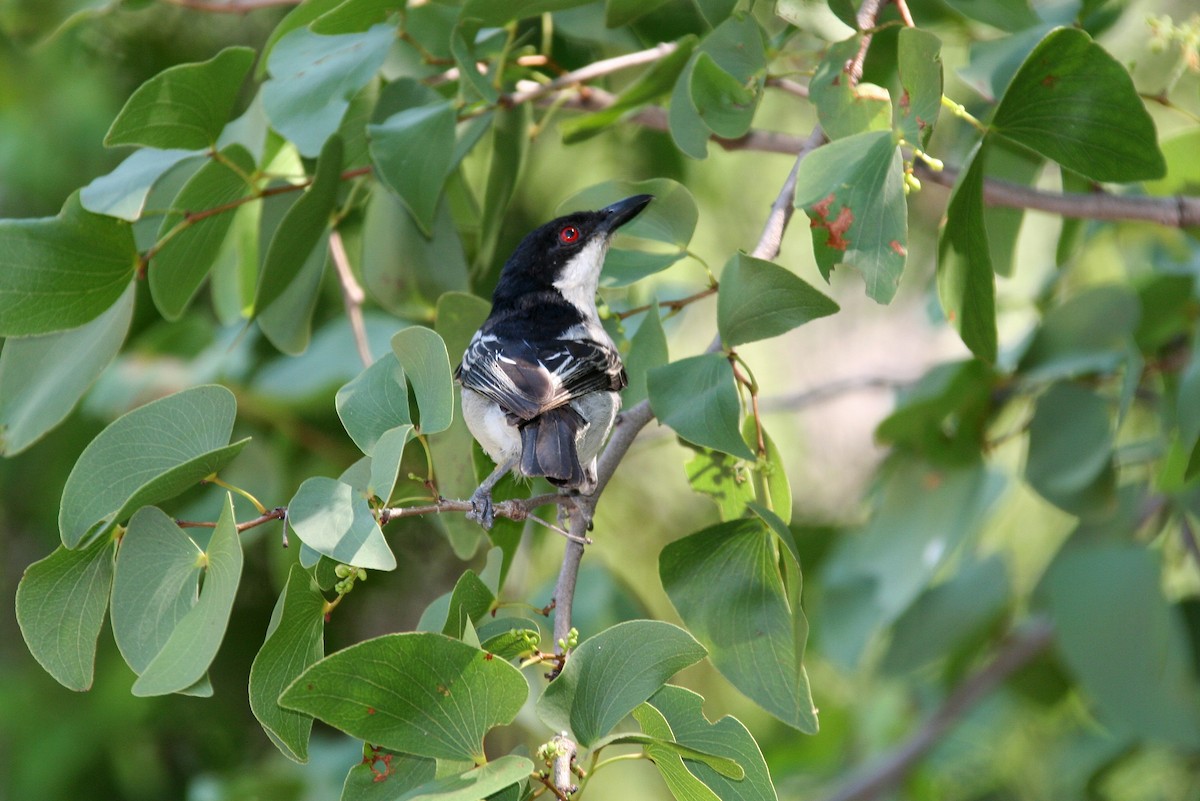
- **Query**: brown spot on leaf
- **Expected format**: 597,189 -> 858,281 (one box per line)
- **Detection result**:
899,88 -> 911,112
922,471 -> 943,490
1041,74 -> 1057,88
889,240 -> 907,256
367,707 -> 376,715
809,193 -> 853,251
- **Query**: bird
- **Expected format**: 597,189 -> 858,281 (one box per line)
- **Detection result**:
455,194 -> 654,529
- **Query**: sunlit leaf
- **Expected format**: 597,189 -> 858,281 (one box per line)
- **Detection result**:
717,252 -> 839,346
648,354 -> 755,460
288,476 -> 396,570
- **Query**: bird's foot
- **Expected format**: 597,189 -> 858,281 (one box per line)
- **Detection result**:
467,489 -> 496,530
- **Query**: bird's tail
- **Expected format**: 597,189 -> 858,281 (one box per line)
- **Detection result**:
519,406 -> 586,488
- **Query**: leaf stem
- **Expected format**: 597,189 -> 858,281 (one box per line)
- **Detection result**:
205,475 -> 268,514
940,96 -> 988,132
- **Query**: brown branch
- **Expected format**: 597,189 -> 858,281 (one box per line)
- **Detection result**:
329,229 -> 372,369
820,619 -> 1055,801
915,161 -> 1200,227
503,42 -> 680,107
614,286 -> 717,320
751,126 -> 826,261
846,0 -> 886,85
177,507 -> 286,533
893,0 -> 916,26
159,0 -> 300,10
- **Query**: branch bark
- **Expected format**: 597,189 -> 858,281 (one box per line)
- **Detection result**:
329,229 -> 373,369
819,619 -> 1055,801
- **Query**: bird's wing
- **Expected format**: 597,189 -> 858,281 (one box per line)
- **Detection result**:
457,333 -> 625,422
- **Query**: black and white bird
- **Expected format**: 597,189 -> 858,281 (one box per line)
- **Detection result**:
455,194 -> 653,528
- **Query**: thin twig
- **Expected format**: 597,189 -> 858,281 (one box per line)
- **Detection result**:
614,286 -> 717,320
760,376 -> 914,413
177,507 -> 286,533
846,0 -> 886,85
504,42 -> 679,107
329,229 -> 372,369
751,126 -> 826,261
893,0 -> 916,26
820,619 -> 1055,801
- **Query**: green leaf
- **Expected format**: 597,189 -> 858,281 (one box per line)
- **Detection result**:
336,353 -> 412,454
476,617 -> 542,660
15,535 -> 114,691
1145,129 -> 1200,198
0,193 -> 137,337
1178,328 -> 1200,452
392,326 -> 455,435
369,423 -> 415,503
937,141 -> 997,362
80,148 -> 203,221
604,0 -> 671,26
477,104 -> 531,268
0,282 -> 134,456
254,136 -> 343,314
991,27 -> 1165,182
105,47 -> 255,149
1025,382 -> 1116,517
622,308 -> 668,406
59,385 -> 249,548
752,424 -> 792,525
431,292 -> 492,558
648,354 -> 755,460
958,24 -> 1055,103
690,52 -> 756,139
559,177 -> 698,251
258,232 -> 329,355
631,701 -> 721,801
150,145 -> 256,320
984,139 -> 1042,276
262,25 -> 395,157
876,359 -> 995,465
281,632 -> 527,761
943,0 -> 1039,31
369,102 -> 457,235
441,570 -> 495,640
894,28 -> 942,147
111,507 -> 204,676
537,620 -> 706,747
342,749 -> 437,801
459,0 -> 592,24
1038,542 -> 1200,746
1017,284 -> 1140,381
132,494 -> 244,696
661,519 -> 817,732
449,22 -> 499,104
821,459 -> 1004,667
793,129 -> 907,304
288,476 -> 396,570
249,565 -> 326,763
311,0 -> 402,33
882,555 -> 1009,674
362,190 -> 469,317
717,252 -> 839,346
561,35 -> 696,143
640,685 -> 779,801
686,446 -> 755,521
668,15 -> 766,159
810,36 -> 892,140
393,756 -> 532,801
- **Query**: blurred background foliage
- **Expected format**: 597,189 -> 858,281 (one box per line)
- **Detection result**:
2,0 -> 1200,799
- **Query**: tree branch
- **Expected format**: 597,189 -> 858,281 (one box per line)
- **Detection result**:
503,42 -> 680,108
329,229 -> 372,369
915,161 -> 1200,227
760,375 -> 913,413
819,619 -> 1055,801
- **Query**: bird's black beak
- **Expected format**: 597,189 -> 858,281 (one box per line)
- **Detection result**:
599,194 -> 654,233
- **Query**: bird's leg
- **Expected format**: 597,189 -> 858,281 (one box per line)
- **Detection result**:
467,459 -> 514,530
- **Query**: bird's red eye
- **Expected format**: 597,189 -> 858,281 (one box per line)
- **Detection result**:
559,226 -> 580,244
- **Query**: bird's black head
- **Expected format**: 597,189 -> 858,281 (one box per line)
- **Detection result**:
491,194 -> 653,310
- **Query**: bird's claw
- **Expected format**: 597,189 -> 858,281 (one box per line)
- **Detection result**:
468,490 -> 496,530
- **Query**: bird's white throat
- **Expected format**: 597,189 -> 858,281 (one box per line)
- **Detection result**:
553,237 -> 609,322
